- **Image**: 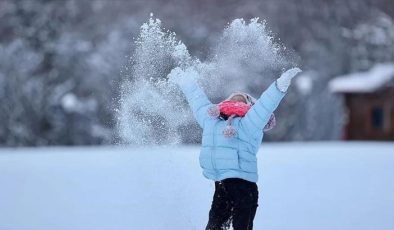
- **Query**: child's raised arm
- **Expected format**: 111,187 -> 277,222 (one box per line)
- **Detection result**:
240,68 -> 302,137
168,67 -> 213,128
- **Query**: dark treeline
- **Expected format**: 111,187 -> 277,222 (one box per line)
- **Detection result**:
0,0 -> 393,146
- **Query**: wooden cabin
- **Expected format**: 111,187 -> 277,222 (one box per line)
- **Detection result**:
329,63 -> 394,141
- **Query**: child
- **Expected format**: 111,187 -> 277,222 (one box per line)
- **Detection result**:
168,67 -> 302,230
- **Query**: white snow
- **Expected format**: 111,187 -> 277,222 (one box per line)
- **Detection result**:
118,16 -> 289,145
61,93 -> 78,112
61,93 -> 97,114
295,71 -> 314,95
0,142 -> 393,230
329,63 -> 394,93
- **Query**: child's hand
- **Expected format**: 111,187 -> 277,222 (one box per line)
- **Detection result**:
168,67 -> 185,84
281,68 -> 302,80
168,67 -> 199,86
276,67 -> 302,92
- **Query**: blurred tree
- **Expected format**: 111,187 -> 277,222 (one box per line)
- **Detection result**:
0,0 -> 129,145
0,0 -> 393,145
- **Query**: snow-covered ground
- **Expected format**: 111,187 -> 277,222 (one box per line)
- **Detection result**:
0,142 -> 393,230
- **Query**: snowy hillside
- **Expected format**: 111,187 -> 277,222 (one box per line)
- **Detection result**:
0,142 -> 393,230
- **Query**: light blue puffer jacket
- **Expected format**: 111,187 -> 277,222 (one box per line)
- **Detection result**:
179,78 -> 286,183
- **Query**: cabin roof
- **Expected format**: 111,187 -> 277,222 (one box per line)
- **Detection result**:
329,63 -> 394,93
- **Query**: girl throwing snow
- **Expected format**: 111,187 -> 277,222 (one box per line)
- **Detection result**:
168,67 -> 302,230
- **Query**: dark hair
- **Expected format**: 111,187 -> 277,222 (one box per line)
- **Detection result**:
219,113 -> 230,120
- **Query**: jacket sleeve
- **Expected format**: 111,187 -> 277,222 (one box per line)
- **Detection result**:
240,81 -> 286,137
178,78 -> 213,128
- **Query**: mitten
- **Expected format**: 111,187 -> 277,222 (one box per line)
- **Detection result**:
276,67 -> 302,92
168,67 -> 199,88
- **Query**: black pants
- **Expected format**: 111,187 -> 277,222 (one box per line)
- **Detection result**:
205,178 -> 259,230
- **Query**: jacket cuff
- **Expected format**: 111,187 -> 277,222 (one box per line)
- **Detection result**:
269,81 -> 287,97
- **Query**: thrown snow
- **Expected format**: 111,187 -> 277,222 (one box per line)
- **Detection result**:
117,17 -> 194,145
329,63 -> 394,93
117,16 -> 290,145
0,142 -> 393,230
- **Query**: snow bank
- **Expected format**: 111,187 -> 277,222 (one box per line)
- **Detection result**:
329,63 -> 394,93
0,142 -> 393,230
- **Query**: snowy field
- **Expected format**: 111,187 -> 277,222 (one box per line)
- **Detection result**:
0,142 -> 393,230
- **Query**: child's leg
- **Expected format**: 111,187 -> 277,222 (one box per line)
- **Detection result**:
226,178 -> 259,230
205,181 -> 232,230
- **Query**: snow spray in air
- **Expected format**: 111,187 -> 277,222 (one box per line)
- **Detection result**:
117,15 -> 291,145
197,18 -> 291,98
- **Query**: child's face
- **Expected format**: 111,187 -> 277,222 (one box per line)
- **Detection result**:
229,95 -> 247,104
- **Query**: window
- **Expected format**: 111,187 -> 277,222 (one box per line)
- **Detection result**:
371,107 -> 384,130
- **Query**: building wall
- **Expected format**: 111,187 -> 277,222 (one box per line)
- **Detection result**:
345,88 -> 394,140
